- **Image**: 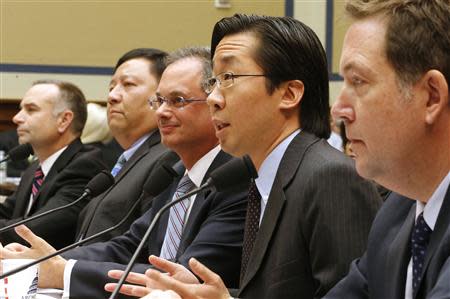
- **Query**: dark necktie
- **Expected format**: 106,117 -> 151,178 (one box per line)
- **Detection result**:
411,212 -> 432,296
159,174 -> 196,260
240,181 -> 261,283
31,167 -> 44,199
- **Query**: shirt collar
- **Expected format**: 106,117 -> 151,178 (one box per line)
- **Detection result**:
186,145 -> 221,188
39,146 -> 67,176
121,132 -> 153,161
255,130 -> 300,203
416,171 -> 450,230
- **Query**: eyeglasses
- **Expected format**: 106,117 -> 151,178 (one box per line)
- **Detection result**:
205,72 -> 267,94
148,95 -> 207,110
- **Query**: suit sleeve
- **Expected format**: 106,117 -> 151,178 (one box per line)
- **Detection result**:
427,256 -> 450,299
63,185 -> 248,299
175,186 -> 248,288
301,161 -> 381,298
322,254 -> 370,299
0,192 -> 19,219
62,206 -> 156,299
0,149 -> 105,248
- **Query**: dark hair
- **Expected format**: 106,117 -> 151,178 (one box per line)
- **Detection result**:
211,14 -> 330,139
345,0 -> 449,89
32,79 -> 87,136
166,47 -> 212,93
114,48 -> 168,82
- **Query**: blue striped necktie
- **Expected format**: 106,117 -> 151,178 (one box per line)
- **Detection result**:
159,174 -> 196,260
111,154 -> 126,177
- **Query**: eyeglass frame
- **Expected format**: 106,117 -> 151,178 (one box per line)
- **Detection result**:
148,94 -> 207,110
205,72 -> 267,94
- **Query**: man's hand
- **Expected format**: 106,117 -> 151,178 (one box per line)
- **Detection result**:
0,225 -> 67,289
144,257 -> 230,299
105,255 -> 200,297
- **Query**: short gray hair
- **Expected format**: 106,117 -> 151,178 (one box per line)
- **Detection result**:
166,47 -> 212,93
32,79 -> 87,136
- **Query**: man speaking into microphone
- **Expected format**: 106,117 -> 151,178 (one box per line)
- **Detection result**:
0,80 -> 106,248
0,47 -> 248,298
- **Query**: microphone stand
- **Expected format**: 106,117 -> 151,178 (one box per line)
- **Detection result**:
0,191 -> 91,234
109,182 -> 213,299
0,170 -> 114,234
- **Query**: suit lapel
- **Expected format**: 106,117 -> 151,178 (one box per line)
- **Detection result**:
240,176 -> 285,289
240,131 -> 320,290
175,188 -> 208,259
174,151 -> 231,259
30,139 -> 83,213
114,131 -> 161,182
13,162 -> 38,217
386,203 -> 415,298
77,133 -> 160,237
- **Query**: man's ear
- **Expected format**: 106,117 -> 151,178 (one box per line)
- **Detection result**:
57,110 -> 74,134
420,70 -> 449,125
279,80 -> 304,111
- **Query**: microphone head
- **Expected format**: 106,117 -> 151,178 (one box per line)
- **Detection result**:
85,170 -> 115,197
144,151 -> 180,196
8,143 -> 34,161
208,155 -> 258,192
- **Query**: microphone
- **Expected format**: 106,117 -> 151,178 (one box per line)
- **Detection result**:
0,154 -> 180,280
0,143 -> 33,163
109,154 -> 257,299
0,170 -> 114,234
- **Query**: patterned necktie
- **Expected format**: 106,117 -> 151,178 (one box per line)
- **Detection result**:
111,154 -> 126,177
240,181 -> 261,283
411,212 -> 432,296
159,174 -> 196,260
26,166 -> 44,216
31,167 -> 44,199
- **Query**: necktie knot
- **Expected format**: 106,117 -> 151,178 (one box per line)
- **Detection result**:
411,212 -> 432,295
111,154 -> 127,177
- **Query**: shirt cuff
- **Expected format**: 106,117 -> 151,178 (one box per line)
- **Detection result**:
62,259 -> 77,298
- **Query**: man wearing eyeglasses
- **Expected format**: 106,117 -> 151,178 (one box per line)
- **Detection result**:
0,47 -> 248,299
122,14 -> 383,299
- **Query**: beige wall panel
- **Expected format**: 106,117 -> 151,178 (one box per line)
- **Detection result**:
1,1 -> 284,67
0,72 -> 111,101
294,0 -> 326,45
331,0 -> 350,74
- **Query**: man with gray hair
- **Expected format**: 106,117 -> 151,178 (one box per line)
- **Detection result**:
0,80 -> 106,248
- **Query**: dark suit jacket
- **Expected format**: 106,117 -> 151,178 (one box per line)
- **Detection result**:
0,138 -> 106,248
324,185 -> 450,299
62,151 -> 249,299
76,131 -> 167,244
237,131 -> 382,299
